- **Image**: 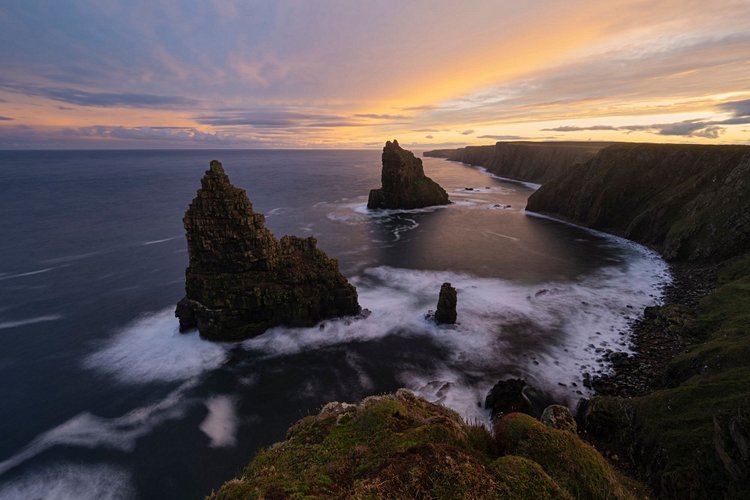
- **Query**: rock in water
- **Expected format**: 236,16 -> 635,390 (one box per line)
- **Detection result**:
435,282 -> 457,324
367,140 -> 450,209
175,160 -> 360,341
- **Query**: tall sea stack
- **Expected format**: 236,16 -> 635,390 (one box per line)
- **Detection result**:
176,160 -> 360,341
367,140 -> 450,209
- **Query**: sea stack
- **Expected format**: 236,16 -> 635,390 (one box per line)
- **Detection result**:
175,160 -> 360,341
435,282 -> 457,324
367,140 -> 450,209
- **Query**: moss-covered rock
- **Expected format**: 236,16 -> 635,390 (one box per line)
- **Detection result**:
495,413 -> 634,500
210,390 -> 635,499
368,140 -> 450,209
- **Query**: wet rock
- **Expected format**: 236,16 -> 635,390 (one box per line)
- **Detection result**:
176,160 -> 360,341
485,378 -> 533,420
367,140 -> 450,209
541,404 -> 577,433
435,282 -> 457,324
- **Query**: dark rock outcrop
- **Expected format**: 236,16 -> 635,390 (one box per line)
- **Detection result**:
367,140 -> 449,209
425,141 -> 610,184
435,282 -> 457,324
176,160 -> 360,341
485,379 -> 533,421
526,143 -> 750,262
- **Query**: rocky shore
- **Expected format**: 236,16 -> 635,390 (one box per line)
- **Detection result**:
587,261 -> 719,397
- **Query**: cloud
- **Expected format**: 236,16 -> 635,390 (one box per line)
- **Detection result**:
0,81 -> 199,108
718,98 -> 750,117
425,135 -> 434,139
353,113 -> 409,120
542,125 -> 618,132
0,116 -> 13,121
477,134 -> 528,140
460,129 -> 474,135
195,109 -> 374,128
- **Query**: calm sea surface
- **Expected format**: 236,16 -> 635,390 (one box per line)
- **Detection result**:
0,150 -> 668,499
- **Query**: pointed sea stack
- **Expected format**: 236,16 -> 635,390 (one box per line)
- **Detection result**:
435,282 -> 457,324
175,160 -> 360,341
367,140 -> 450,209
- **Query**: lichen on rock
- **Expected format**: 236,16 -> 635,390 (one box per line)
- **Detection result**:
367,140 -> 450,209
175,160 -> 360,341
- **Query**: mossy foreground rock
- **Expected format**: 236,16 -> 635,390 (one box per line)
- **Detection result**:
367,140 -> 450,209
210,390 -> 634,499
176,161 -> 360,341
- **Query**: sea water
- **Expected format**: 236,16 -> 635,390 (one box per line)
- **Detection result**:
0,150 -> 669,499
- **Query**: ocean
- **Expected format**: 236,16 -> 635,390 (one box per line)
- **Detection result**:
0,149 -> 669,499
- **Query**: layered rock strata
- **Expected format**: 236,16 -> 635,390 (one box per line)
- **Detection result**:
176,160 -> 360,341
367,140 -> 449,209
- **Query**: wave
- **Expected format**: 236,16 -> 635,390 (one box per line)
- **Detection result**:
0,315 -> 63,331
0,463 -> 134,500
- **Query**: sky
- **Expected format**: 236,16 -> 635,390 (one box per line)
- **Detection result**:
0,0 -> 749,149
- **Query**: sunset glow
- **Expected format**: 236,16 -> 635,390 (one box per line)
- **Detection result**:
1,0 -> 749,148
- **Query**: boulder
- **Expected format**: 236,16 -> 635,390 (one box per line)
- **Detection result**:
435,282 -> 457,324
175,160 -> 360,341
541,404 -> 577,433
485,378 -> 533,420
367,140 -> 450,209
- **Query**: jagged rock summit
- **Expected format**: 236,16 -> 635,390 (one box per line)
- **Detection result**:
367,140 -> 450,209
175,160 -> 360,341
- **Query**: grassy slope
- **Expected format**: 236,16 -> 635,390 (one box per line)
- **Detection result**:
211,390 -> 637,499
585,255 -> 750,497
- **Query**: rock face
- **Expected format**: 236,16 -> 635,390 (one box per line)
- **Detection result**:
176,160 -> 360,341
541,404 -> 577,433
435,282 -> 457,324
526,143 -> 750,262
425,141 -> 610,184
485,379 -> 533,421
367,140 -> 449,209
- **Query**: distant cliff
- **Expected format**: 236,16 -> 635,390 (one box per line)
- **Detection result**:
369,140 -> 450,209
425,141 -> 611,184
526,143 -> 750,262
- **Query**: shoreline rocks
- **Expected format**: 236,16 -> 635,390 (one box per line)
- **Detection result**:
367,140 -> 450,209
175,160 -> 360,341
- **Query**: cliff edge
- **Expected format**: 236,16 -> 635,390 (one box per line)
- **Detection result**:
526,143 -> 750,262
368,140 -> 450,209
425,141 -> 611,184
176,160 -> 360,341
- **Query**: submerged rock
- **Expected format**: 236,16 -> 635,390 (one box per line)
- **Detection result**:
435,282 -> 457,324
176,160 -> 360,341
367,140 -> 450,209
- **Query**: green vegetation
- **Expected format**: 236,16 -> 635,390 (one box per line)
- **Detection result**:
585,254 -> 750,498
210,390 -> 636,499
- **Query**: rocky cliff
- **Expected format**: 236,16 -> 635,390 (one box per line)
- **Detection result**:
368,140 -> 450,209
210,390 -> 638,499
425,141 -> 611,184
526,143 -> 750,262
175,160 -> 360,341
